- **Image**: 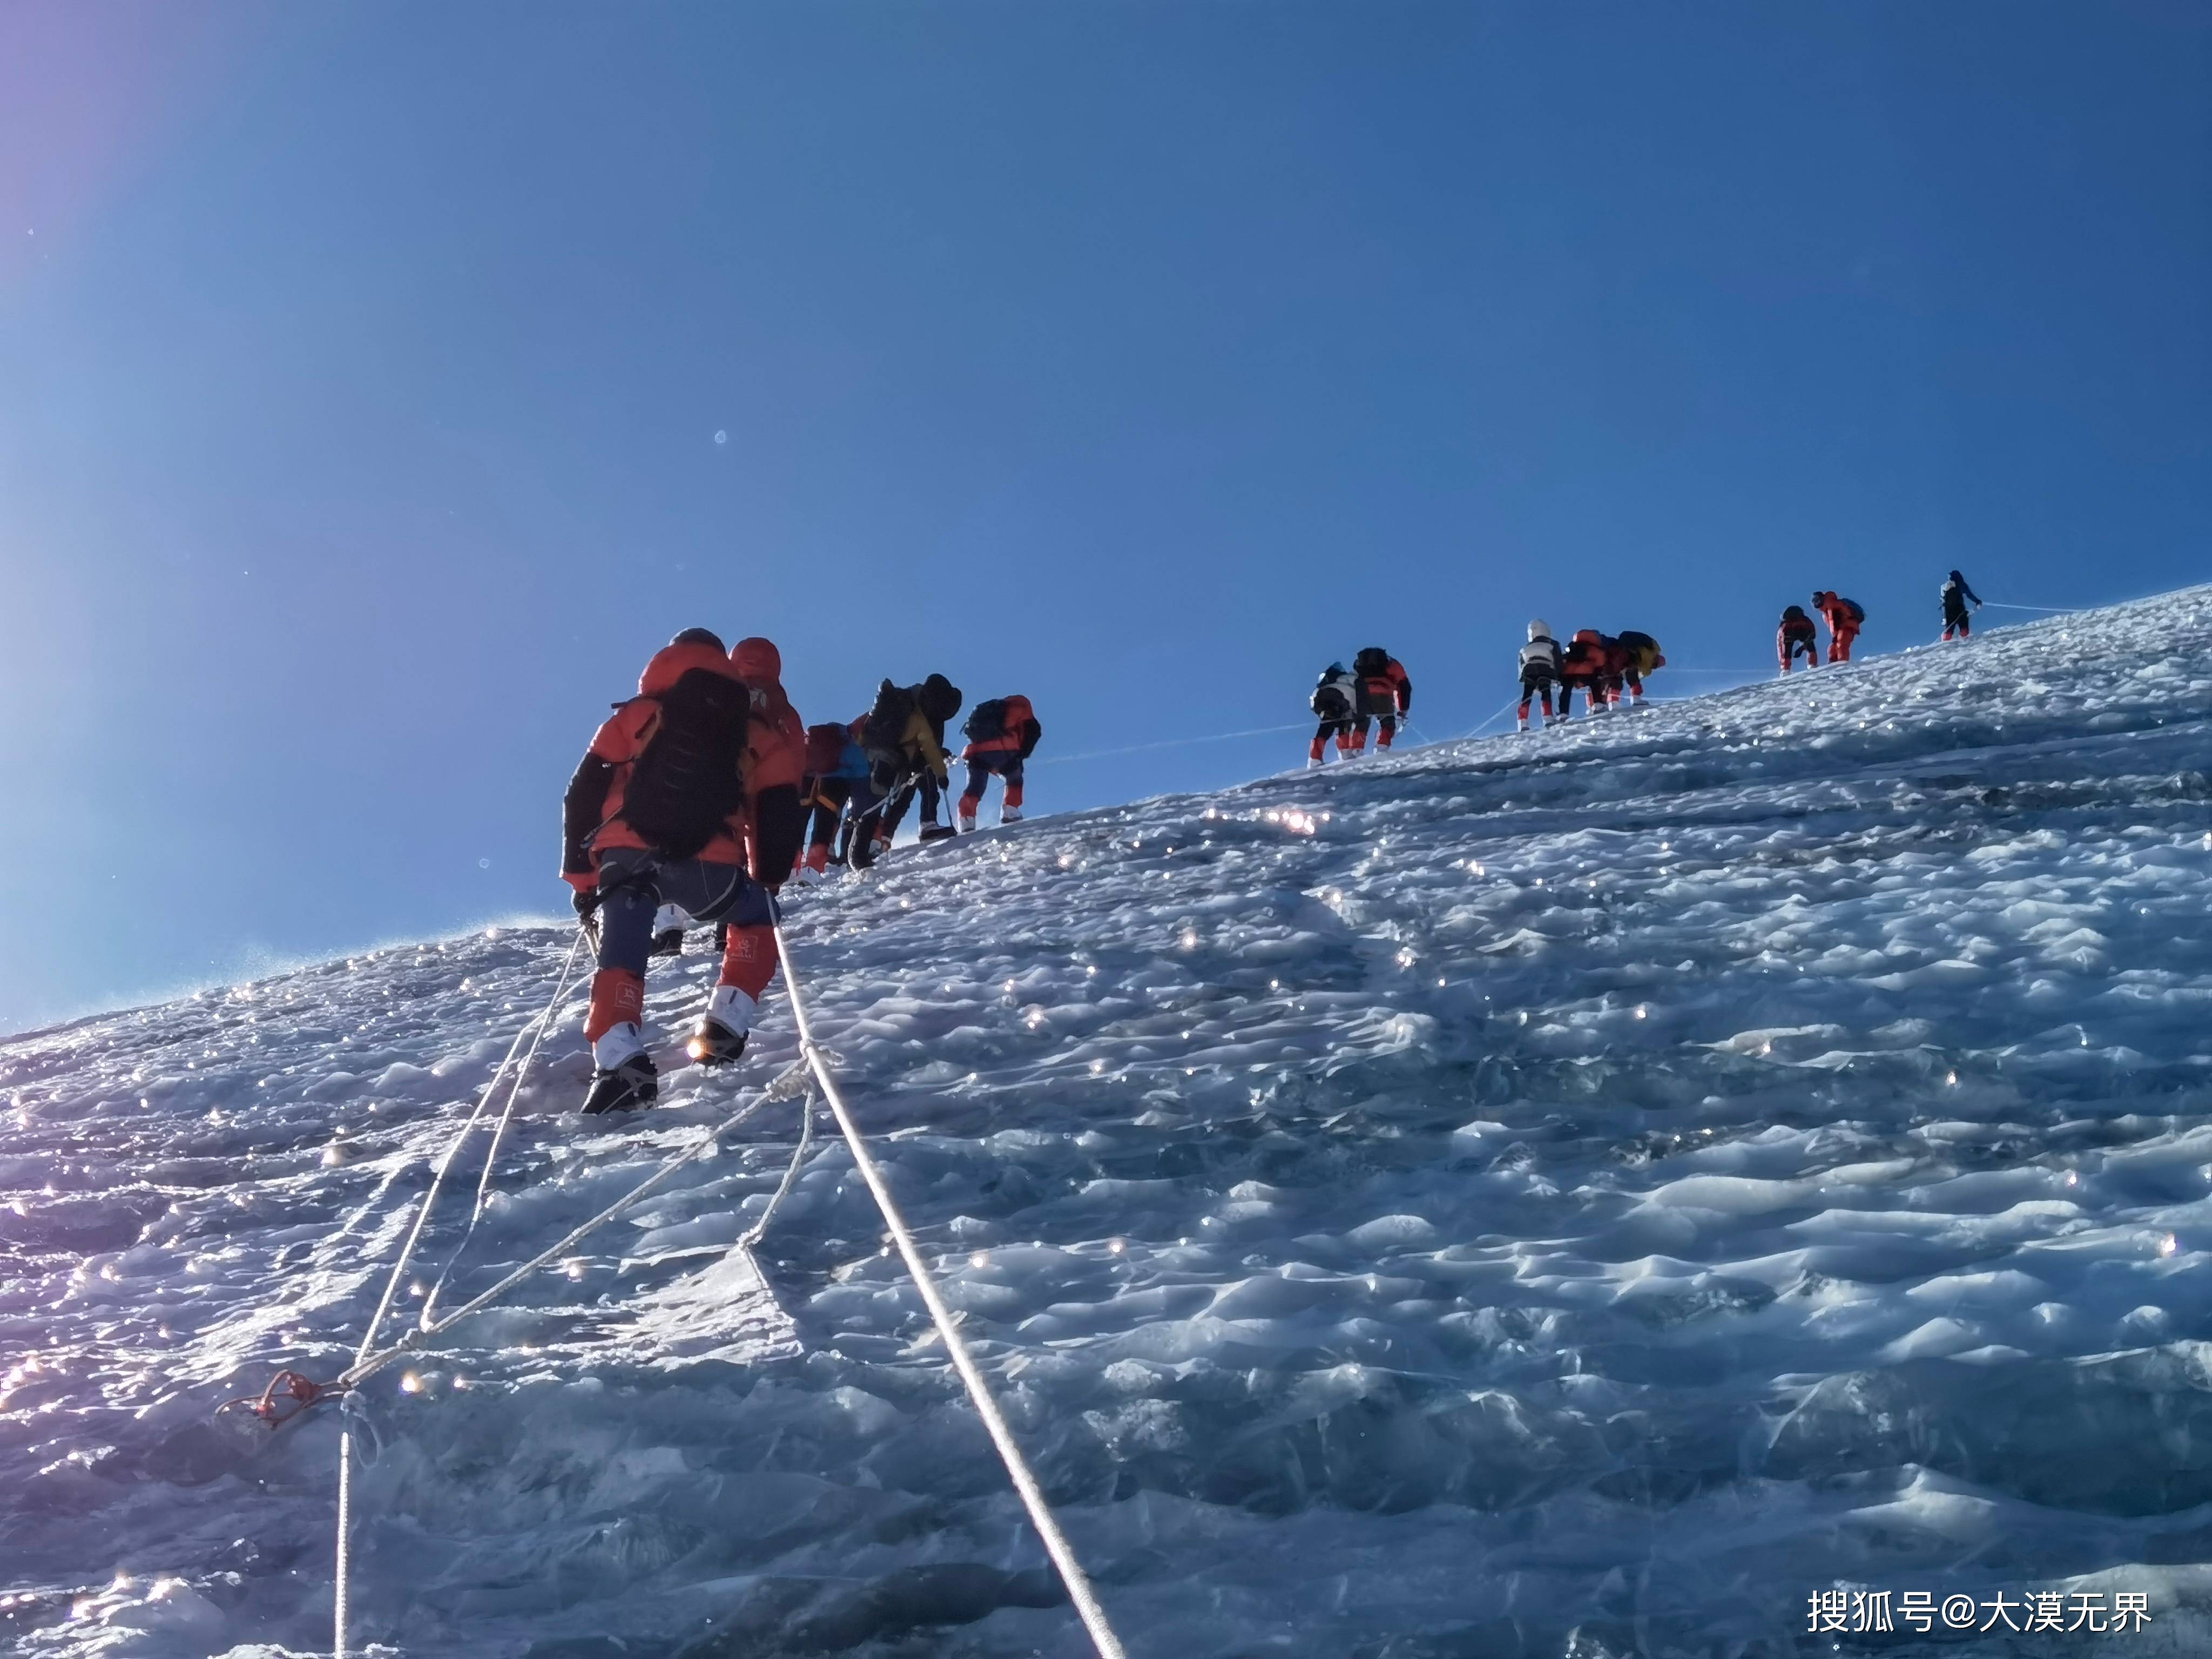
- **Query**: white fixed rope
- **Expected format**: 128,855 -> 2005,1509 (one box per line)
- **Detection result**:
350,926 -> 589,1379
332,1065 -> 818,1656
346,1074 -> 805,1385
771,921 -> 1132,1659
326,924 -> 822,1659
1035,721 -> 1311,765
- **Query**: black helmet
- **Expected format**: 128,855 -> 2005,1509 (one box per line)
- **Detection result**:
671,626 -> 726,651
1784,604 -> 1808,620
916,673 -> 963,724
1948,569 -> 1964,583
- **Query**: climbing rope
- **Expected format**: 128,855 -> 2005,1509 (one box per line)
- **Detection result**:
328,1061 -> 819,1657
1034,721 -> 1310,765
418,930 -> 595,1325
1444,694 -> 1525,741
231,923 -> 819,1659
348,927 -> 590,1383
347,1067 -> 810,1385
771,922 -> 1131,1659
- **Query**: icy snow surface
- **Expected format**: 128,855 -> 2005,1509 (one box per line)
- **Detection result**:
11,592 -> 2212,1658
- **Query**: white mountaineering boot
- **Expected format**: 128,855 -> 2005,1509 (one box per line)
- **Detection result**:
686,986 -> 759,1068
583,1023 -> 657,1114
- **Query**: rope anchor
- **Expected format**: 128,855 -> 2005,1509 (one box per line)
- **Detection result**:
221,1368 -> 348,1429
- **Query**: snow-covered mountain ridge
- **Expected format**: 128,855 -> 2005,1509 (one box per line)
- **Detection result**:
9,586 -> 2212,1657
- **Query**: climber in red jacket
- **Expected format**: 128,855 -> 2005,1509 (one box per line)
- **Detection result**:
1812,591 -> 1864,663
1777,606 -> 1819,674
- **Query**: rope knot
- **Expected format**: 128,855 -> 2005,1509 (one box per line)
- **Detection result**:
224,1368 -> 347,1429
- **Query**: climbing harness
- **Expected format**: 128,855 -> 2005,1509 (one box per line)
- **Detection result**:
772,922 -> 1131,1659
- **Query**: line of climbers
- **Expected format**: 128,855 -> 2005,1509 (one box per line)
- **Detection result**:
567,567 -> 1997,1111
1776,591 -> 1863,672
1316,569 -> 1987,756
1308,646 -> 1412,766
793,677 -> 1043,876
1775,572 -> 1981,675
1512,623 -> 1667,731
561,630 -> 1042,1115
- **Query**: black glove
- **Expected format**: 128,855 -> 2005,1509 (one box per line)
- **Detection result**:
571,885 -> 601,920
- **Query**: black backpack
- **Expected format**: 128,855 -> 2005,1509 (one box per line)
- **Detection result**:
964,698 -> 1008,743
1842,597 -> 1866,624
861,679 -> 913,753
1353,646 -> 1390,678
620,668 -> 753,859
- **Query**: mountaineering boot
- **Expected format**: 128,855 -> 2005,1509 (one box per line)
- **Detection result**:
958,808 -> 978,832
650,903 -> 689,957
1306,755 -> 1323,770
1516,716 -> 1530,732
583,1020 -> 658,1114
919,821 -> 957,844
686,986 -> 757,1068
1001,806 -> 1022,824
583,1053 -> 658,1114
685,1019 -> 747,1067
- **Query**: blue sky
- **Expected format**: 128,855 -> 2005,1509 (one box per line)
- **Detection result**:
2,2 -> 2207,1034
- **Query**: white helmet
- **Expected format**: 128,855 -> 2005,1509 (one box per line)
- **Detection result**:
1528,618 -> 1552,641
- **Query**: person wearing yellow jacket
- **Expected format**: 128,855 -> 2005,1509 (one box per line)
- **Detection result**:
845,673 -> 961,867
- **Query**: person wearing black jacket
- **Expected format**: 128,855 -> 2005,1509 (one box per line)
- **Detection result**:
1942,570 -> 1982,640
1346,646 -> 1412,753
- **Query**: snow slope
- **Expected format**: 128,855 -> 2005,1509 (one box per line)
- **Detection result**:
10,589 -> 2212,1658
